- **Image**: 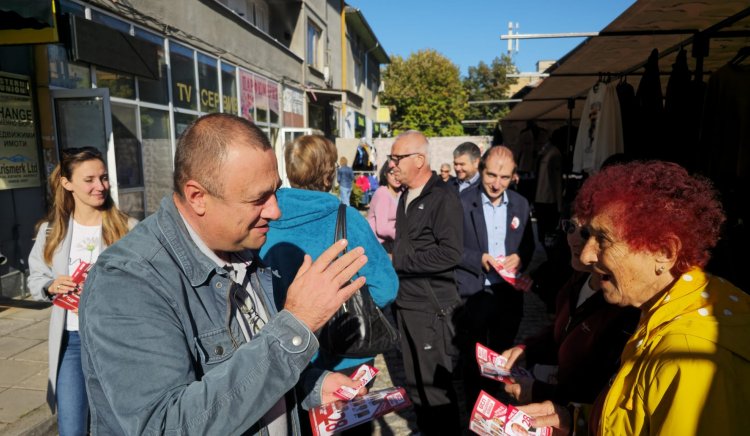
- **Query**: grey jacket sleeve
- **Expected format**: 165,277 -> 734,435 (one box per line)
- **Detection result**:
27,223 -> 54,302
80,260 -> 321,435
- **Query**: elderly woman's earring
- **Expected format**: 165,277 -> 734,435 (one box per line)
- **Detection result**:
656,265 -> 665,275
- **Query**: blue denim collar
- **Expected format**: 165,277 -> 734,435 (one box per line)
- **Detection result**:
155,195 -> 230,288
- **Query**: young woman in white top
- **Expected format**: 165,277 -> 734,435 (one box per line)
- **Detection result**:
28,147 -> 135,435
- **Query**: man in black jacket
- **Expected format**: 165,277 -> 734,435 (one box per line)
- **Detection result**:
389,130 -> 464,435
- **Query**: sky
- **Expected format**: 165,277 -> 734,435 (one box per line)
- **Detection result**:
346,0 -> 637,76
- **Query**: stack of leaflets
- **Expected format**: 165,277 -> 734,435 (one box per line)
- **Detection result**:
476,343 -> 531,384
470,390 -> 551,436
494,255 -> 533,292
310,364 -> 412,435
52,261 -> 91,311
309,387 -> 412,436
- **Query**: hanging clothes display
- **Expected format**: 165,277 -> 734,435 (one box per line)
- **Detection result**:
633,49 -> 664,159
663,49 -> 704,168
698,49 -> 750,295
572,81 -> 625,174
615,78 -> 637,154
353,143 -> 374,171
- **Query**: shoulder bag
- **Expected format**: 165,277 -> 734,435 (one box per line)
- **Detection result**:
318,204 -> 400,358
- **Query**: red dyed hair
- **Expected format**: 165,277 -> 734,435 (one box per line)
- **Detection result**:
574,161 -> 725,274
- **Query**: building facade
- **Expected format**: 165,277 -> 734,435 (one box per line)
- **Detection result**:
0,0 -> 389,297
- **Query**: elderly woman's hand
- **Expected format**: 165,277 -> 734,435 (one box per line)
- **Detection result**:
517,401 -> 571,436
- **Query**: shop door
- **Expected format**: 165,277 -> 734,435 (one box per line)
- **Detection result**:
276,128 -> 312,187
50,88 -> 119,205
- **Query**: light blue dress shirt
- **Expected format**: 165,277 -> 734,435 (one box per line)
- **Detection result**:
482,190 -> 508,286
458,172 -> 480,192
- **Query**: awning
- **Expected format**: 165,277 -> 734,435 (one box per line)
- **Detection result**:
504,0 -> 750,122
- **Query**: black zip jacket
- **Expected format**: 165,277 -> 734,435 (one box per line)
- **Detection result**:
392,173 -> 464,310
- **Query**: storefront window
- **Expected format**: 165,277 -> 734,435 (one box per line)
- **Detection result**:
268,80 -> 279,124
174,112 -> 197,140
254,75 -> 268,123
135,28 -> 168,105
111,104 -> 143,189
170,42 -> 197,110
96,68 -> 135,99
197,53 -> 219,113
239,69 -> 255,121
140,108 -> 172,215
221,62 -> 238,115
355,112 -> 366,138
48,45 -> 90,89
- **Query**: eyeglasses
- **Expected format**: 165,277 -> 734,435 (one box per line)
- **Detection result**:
561,219 -> 591,240
387,153 -> 421,166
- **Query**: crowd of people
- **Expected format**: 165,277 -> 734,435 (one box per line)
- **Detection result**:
28,113 -> 750,435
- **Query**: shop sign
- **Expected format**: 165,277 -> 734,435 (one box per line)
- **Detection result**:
0,73 -> 40,190
239,69 -> 254,121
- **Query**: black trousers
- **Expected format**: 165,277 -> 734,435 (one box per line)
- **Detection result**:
394,305 -> 461,435
454,282 -> 524,413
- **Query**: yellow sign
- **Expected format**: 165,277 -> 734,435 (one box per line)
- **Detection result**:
0,73 -> 40,190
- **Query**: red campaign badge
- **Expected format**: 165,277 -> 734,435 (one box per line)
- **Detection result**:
510,216 -> 520,230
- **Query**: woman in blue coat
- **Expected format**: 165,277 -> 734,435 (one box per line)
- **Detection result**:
260,135 -> 398,370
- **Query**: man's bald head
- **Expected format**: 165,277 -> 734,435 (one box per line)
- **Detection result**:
480,145 -> 516,172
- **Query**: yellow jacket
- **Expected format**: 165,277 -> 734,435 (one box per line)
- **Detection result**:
599,268 -> 750,435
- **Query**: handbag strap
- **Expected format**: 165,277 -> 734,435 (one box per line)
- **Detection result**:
334,204 -> 347,253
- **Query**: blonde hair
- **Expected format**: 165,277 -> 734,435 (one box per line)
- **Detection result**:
41,148 -> 130,265
285,135 -> 338,192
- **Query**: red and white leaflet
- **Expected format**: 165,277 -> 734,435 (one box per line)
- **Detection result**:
470,390 -> 508,435
53,292 -> 80,311
476,343 -> 532,384
470,391 -> 552,436
333,364 -> 379,401
494,256 -> 534,292
70,261 -> 92,285
310,387 -> 412,436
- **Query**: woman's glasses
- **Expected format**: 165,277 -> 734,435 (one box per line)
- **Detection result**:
561,219 -> 591,240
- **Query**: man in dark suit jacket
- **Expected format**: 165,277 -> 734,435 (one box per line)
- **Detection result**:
455,146 -> 535,409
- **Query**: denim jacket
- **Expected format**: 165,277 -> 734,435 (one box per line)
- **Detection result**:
80,197 -> 326,435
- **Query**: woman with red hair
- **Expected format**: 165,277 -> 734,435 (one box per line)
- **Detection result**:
519,161 -> 750,435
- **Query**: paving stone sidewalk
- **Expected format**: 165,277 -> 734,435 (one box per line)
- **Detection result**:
0,298 -> 56,436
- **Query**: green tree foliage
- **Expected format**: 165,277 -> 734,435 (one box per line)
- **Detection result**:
463,55 -> 518,135
381,49 -> 466,137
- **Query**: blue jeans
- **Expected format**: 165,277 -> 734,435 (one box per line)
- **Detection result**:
339,186 -> 352,206
57,330 -> 88,436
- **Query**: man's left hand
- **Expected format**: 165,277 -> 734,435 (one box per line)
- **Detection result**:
320,372 -> 368,405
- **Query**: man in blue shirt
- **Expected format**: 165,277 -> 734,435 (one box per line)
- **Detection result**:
337,156 -> 354,205
455,146 -> 535,411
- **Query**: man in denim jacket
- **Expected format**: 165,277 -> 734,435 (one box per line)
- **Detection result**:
79,114 -> 368,435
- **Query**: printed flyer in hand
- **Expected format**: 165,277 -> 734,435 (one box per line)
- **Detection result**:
52,261 -> 91,311
494,255 -> 533,292
476,343 -> 532,384
470,390 -> 551,436
309,387 -> 411,436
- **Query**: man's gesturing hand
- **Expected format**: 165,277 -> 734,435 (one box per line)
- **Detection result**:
284,239 -> 367,332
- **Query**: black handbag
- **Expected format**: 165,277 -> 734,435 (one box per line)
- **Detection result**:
318,204 -> 400,358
